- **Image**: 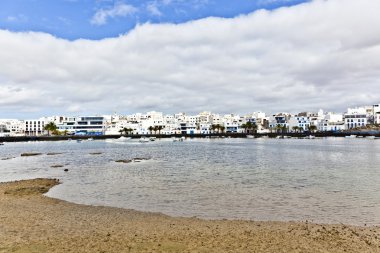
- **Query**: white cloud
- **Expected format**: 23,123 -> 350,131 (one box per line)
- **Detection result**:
91,2 -> 137,25
258,0 -> 300,5
6,14 -> 28,23
147,2 -> 163,16
1,0 -> 380,117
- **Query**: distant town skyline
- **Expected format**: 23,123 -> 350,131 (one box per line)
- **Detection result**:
1,0 -> 380,119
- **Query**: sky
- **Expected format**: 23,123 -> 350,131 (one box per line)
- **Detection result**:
1,0 -> 380,118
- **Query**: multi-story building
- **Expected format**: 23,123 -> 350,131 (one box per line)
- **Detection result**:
344,108 -> 368,129
57,116 -> 106,135
288,115 -> 310,132
375,113 -> 380,125
24,119 -> 46,136
317,112 -> 345,132
0,119 -> 24,136
268,113 -> 291,131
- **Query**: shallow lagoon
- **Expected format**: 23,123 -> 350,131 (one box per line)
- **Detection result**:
1,137 -> 380,225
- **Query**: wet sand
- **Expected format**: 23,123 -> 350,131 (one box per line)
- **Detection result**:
0,179 -> 379,253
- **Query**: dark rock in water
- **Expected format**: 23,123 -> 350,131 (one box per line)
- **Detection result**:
21,153 -> 42,157
1,157 -> 15,160
115,160 -> 133,163
115,158 -> 150,163
47,153 -> 63,156
64,169 -> 69,172
89,152 -> 102,155
51,165 -> 64,168
133,157 -> 150,161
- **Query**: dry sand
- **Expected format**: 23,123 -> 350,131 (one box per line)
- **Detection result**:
0,179 -> 379,253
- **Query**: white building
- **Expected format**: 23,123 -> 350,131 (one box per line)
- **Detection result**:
375,113 -> 380,125
57,116 -> 106,135
268,113 -> 291,131
288,115 -> 310,132
317,112 -> 345,132
24,119 -> 46,136
0,119 -> 25,136
344,107 -> 368,129
373,104 -> 380,124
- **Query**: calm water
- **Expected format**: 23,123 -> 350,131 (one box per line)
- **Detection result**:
1,138 -> 380,225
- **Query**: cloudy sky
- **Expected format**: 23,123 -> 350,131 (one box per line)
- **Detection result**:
1,0 -> 380,118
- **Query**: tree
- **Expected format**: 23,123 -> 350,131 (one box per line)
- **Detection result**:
220,125 -> 225,133
241,122 -> 257,134
246,122 -> 253,133
157,126 -> 163,135
251,123 -> 258,134
119,129 -> 124,136
292,126 -> 299,133
148,126 -> 154,135
52,129 -> 61,136
44,122 -> 57,136
241,123 -> 248,133
309,125 -> 317,133
276,124 -> 283,133
210,124 -> 218,134
122,127 -> 128,136
153,126 -> 159,134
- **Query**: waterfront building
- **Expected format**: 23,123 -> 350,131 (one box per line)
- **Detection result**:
372,104 -> 380,124
375,113 -> 380,125
288,115 -> 310,132
268,113 -> 291,132
24,119 -> 46,136
0,124 -> 8,137
317,113 -> 345,132
199,123 -> 211,134
57,116 -> 106,135
245,112 -> 270,133
198,111 -> 212,124
0,119 -> 25,136
344,108 -> 368,129
222,114 -> 242,133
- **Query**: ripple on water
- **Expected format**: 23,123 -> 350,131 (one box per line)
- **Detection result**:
0,138 -> 380,225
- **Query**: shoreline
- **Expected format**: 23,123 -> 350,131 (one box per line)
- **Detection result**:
1,131 -> 380,143
1,178 -> 379,252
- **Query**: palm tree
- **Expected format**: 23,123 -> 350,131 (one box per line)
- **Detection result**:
220,125 -> 225,133
153,126 -> 159,134
122,127 -> 128,136
251,123 -> 258,134
241,123 -> 248,133
210,124 -> 217,134
44,122 -> 57,136
309,125 -> 317,133
246,122 -> 253,133
276,124 -> 283,133
241,122 -> 257,134
148,126 -> 154,135
157,126 -> 163,135
292,126 -> 299,133
119,129 -> 124,136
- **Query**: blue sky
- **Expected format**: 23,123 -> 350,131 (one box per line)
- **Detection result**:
1,0 -> 380,119
0,0 -> 308,40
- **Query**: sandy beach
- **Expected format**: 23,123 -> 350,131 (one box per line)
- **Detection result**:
0,179 -> 379,253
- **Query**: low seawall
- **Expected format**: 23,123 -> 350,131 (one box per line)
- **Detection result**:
1,132 -> 380,143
